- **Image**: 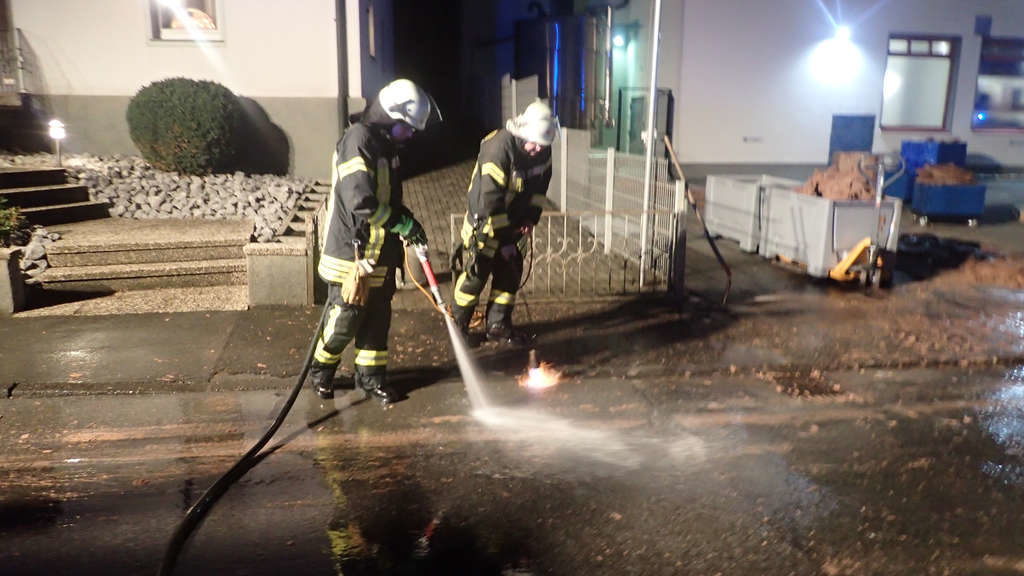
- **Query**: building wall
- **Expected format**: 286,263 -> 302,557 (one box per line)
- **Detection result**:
9,0 -> 341,179
666,0 -> 1024,167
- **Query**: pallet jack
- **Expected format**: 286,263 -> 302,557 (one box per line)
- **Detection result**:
829,154 -> 906,288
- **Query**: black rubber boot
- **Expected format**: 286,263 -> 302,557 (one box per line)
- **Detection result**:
309,363 -> 337,400
485,322 -> 532,346
355,372 -> 395,408
450,306 -> 473,339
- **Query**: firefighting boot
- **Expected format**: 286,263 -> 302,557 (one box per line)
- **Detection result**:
309,362 -> 337,400
450,305 -> 473,339
355,371 -> 396,408
485,321 -> 532,346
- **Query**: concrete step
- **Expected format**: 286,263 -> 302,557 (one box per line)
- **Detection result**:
38,258 -> 247,292
0,92 -> 21,107
19,200 -> 110,226
0,168 -> 67,189
0,183 -> 90,208
47,239 -> 246,267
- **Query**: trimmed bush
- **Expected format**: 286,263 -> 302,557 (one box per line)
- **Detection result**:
0,198 -> 25,247
127,78 -> 242,175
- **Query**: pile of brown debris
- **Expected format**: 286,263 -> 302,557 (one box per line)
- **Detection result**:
915,163 -> 976,186
798,152 -> 877,201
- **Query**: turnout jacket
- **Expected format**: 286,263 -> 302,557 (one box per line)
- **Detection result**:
318,102 -> 408,287
463,129 -> 552,255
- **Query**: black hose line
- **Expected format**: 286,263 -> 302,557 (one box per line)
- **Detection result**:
158,304 -> 331,576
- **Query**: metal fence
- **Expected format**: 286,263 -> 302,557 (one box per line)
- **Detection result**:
548,128 -> 685,290
447,134 -> 688,296
450,209 -> 684,298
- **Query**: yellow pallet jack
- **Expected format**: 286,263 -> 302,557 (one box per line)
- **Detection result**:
829,154 -> 906,288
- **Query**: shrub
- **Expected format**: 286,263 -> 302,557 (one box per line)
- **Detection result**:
126,78 -> 242,175
0,198 -> 25,247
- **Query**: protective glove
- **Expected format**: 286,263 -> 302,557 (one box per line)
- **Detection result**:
341,255 -> 374,306
341,265 -> 369,306
388,206 -> 427,245
465,241 -> 481,278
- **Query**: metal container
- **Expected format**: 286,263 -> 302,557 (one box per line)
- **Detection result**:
760,185 -> 902,278
912,183 -> 986,225
704,175 -> 802,253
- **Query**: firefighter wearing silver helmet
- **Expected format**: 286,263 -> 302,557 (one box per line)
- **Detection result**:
450,100 -> 558,344
309,79 -> 440,404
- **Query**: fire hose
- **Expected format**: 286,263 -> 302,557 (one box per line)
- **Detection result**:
159,242 -> 447,576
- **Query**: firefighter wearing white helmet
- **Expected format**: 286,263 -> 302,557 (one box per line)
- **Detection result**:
450,100 -> 558,344
309,79 -> 440,404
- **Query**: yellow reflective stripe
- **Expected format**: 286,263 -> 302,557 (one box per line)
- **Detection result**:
314,348 -> 341,364
369,203 -> 392,227
490,213 -> 511,229
377,158 -> 391,204
454,272 -> 479,307
365,225 -> 385,261
482,130 -> 499,142
314,305 -> 343,364
489,290 -> 515,306
530,194 -> 547,208
481,162 -> 506,187
467,163 -> 478,193
318,253 -> 353,283
338,156 -> 370,179
324,150 -> 339,251
318,255 -> 388,285
354,348 -> 388,367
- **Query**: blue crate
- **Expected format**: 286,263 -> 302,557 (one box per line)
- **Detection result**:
899,140 -> 969,203
911,183 -> 986,219
901,140 -> 968,172
883,170 -> 912,201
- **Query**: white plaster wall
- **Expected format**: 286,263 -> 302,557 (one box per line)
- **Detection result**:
666,0 -> 1024,166
10,0 -> 338,98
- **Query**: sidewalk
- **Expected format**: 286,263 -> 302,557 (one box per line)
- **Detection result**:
3,274 -> 1022,397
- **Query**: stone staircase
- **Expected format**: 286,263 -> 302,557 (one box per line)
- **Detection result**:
0,167 -> 110,225
276,182 -> 328,239
35,218 -> 250,293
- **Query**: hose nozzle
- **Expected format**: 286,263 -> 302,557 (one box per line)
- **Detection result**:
411,243 -> 447,311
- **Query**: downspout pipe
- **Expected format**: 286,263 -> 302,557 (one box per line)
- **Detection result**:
335,0 -> 348,131
639,0 -> 662,287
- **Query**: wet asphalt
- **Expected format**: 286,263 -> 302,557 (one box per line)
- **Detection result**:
3,362 -> 1024,575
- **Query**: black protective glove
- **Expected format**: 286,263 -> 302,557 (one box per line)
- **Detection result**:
465,240 -> 481,278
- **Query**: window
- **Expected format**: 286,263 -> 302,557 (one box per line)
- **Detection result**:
880,35 -> 959,131
149,0 -> 223,42
973,37 -> 1024,131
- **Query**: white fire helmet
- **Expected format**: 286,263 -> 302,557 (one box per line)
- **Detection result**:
377,79 -> 441,131
507,100 -> 560,146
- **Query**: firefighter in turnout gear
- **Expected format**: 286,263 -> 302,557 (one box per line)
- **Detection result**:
310,79 -> 439,404
450,100 -> 558,344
